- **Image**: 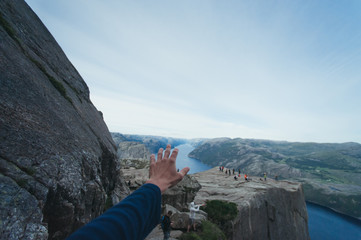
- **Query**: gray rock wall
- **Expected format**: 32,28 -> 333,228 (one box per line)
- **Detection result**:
232,185 -> 309,240
193,168 -> 310,240
117,142 -> 151,160
0,0 -> 129,239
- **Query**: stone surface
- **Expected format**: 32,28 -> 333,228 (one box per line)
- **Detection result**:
192,167 -> 310,240
163,204 -> 181,215
121,168 -> 201,211
162,175 -> 202,212
117,142 -> 150,164
0,1 -> 129,239
145,225 -> 182,240
171,211 -> 206,230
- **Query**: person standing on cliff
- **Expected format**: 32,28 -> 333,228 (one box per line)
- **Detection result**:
161,211 -> 173,240
264,172 -> 267,181
67,144 -> 190,240
187,202 -> 200,232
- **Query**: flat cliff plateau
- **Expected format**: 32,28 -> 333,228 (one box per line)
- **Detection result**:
192,167 -> 310,240
189,138 -> 361,219
0,0 -> 129,239
122,166 -> 310,240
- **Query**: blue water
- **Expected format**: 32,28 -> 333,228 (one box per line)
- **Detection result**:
175,144 -> 212,174
307,202 -> 361,240
175,143 -> 361,240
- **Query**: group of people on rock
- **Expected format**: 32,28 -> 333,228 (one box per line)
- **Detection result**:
219,166 -> 250,181
219,166 -> 275,182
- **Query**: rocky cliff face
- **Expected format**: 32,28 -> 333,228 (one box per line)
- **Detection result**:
192,168 -> 310,240
190,138 -> 361,219
122,167 -> 309,240
117,142 -> 151,160
111,132 -> 187,153
117,142 -> 150,169
0,0 -> 129,239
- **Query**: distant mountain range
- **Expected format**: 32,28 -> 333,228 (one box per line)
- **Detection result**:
188,138 -> 361,219
111,132 -> 187,153
112,133 -> 361,219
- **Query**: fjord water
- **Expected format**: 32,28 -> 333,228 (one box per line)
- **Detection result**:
175,143 -> 361,240
307,202 -> 361,240
175,143 -> 212,174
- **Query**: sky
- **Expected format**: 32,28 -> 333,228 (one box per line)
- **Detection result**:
25,0 -> 361,143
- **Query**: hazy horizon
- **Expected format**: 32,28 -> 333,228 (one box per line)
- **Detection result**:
25,0 -> 361,143
112,131 -> 361,145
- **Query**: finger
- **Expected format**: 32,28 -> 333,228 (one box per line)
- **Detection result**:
150,154 -> 155,165
149,154 -> 155,178
157,148 -> 163,161
179,167 -> 190,177
169,148 -> 178,162
164,144 -> 171,159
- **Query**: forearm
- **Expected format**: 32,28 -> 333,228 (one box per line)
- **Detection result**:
67,184 -> 161,240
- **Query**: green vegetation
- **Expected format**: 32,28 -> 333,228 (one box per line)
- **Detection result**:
0,12 -> 22,46
29,57 -> 73,104
1,12 -> 77,105
179,200 -> 236,240
16,178 -> 27,188
199,221 -> 226,240
179,232 -> 202,240
104,195 -> 113,211
179,221 -> 225,240
201,200 -> 238,238
201,200 -> 238,225
23,167 -> 36,176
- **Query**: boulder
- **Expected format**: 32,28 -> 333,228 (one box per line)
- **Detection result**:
162,175 -> 202,211
121,168 -> 149,191
171,212 -> 206,230
162,204 -> 180,215
117,142 -> 150,169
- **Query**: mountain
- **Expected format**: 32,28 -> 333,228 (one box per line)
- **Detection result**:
111,132 -> 187,153
189,138 -> 361,219
0,1 -> 128,239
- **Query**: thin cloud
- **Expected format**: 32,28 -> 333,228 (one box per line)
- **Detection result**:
25,0 -> 361,143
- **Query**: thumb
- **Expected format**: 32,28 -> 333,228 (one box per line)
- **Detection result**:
179,167 -> 190,177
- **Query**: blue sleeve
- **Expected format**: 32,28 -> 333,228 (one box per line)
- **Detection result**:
67,183 -> 161,240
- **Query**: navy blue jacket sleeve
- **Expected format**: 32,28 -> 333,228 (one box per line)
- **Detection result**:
67,183 -> 161,240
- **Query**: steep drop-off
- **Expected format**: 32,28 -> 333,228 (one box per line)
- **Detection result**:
0,0 -> 129,239
189,138 -> 361,219
121,166 -> 310,240
193,167 -> 310,240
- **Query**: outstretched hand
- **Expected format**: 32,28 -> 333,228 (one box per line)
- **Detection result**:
146,144 -> 190,193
